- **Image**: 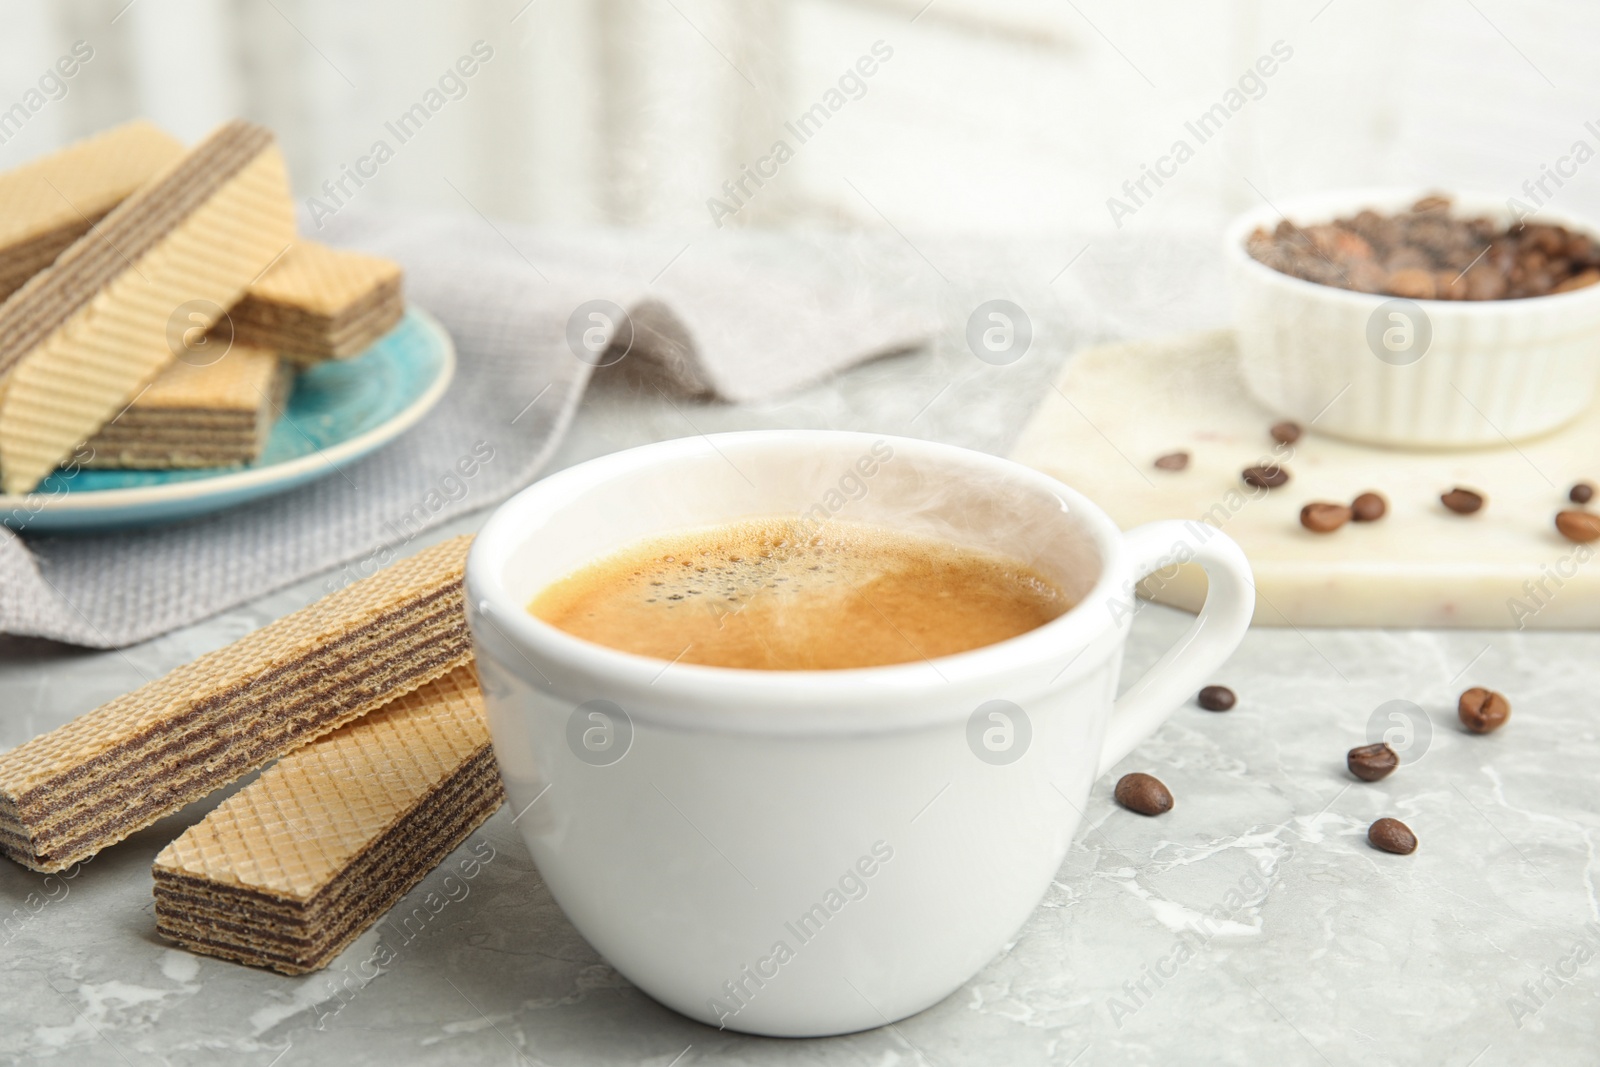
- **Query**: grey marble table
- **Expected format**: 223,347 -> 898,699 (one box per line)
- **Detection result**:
3,235 -> 1597,1066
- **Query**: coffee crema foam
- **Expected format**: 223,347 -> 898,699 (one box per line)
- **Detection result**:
528,519 -> 1070,671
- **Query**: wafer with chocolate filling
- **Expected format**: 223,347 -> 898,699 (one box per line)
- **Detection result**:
229,242 -> 404,366
0,120 -> 184,301
82,345 -> 289,469
0,118 -> 295,494
0,536 -> 473,873
153,665 -> 502,974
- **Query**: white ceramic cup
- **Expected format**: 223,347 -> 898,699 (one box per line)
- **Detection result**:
466,430 -> 1254,1038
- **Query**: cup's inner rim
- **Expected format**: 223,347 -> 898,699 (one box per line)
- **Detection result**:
470,431 -> 1129,694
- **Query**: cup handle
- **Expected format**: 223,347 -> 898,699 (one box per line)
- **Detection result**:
1095,520 -> 1256,779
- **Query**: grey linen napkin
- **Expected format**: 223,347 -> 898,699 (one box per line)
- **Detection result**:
0,215 -> 932,648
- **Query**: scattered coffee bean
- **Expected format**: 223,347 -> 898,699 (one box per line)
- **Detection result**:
1197,685 -> 1236,711
1569,481 -> 1595,505
1300,502 -> 1353,533
1556,510 -> 1600,543
1440,487 -> 1485,514
1457,687 -> 1510,733
1350,491 -> 1387,522
1242,465 -> 1290,489
1115,773 -> 1174,816
1368,817 -> 1417,855
1270,420 -> 1302,445
1154,451 -> 1190,472
1347,742 -> 1399,782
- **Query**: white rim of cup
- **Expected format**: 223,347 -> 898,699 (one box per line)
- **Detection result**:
1222,186 -> 1600,316
467,431 -> 1132,733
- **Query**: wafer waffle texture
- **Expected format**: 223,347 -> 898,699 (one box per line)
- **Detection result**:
230,242 -> 405,366
0,535 -> 474,873
0,120 -> 185,302
154,665 -> 503,974
0,119 -> 296,495
82,345 -> 290,469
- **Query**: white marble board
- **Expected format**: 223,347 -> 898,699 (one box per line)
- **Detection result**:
1010,330 -> 1600,629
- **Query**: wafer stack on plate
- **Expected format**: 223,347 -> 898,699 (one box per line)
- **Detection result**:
0,118 -> 411,485
83,345 -> 289,469
0,120 -> 184,301
0,119 -> 296,494
0,536 -> 473,872
231,241 -> 405,367
154,666 -> 503,974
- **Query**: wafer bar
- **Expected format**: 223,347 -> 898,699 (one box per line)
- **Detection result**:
83,345 -> 289,468
0,120 -> 184,301
229,242 -> 404,366
0,119 -> 295,494
0,535 -> 474,873
153,665 -> 502,974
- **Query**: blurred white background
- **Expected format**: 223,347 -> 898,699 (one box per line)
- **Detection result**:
1,0 -> 1598,238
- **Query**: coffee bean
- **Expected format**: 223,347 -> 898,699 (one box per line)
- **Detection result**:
1197,685 -> 1236,711
1465,264 -> 1508,300
1435,270 -> 1470,300
1154,451 -> 1190,472
1458,687 -> 1510,733
1242,465 -> 1290,489
1555,268 -> 1600,293
1115,773 -> 1174,816
1385,247 -> 1432,274
1270,420 -> 1302,445
1347,742 -> 1399,782
1300,502 -> 1352,533
1388,268 -> 1437,300
1556,510 -> 1600,543
1440,487 -> 1484,514
1569,481 -> 1595,505
1368,817 -> 1417,855
1351,492 -> 1387,522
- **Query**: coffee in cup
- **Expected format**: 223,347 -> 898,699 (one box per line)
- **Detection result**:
528,518 -> 1070,670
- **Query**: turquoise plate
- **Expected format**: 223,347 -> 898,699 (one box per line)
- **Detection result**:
1,307 -> 455,533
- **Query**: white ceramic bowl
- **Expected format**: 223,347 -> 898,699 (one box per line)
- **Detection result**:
1225,188 -> 1600,447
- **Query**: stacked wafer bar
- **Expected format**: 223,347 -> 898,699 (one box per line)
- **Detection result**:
83,345 -> 289,468
230,242 -> 405,366
0,118 -> 295,494
154,666 -> 502,974
0,120 -> 184,301
0,536 -> 473,873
